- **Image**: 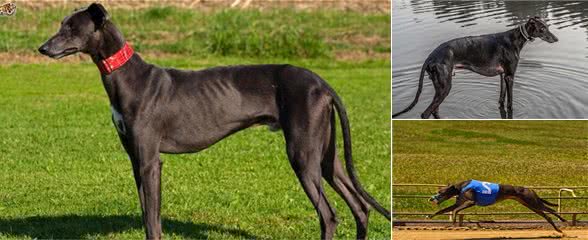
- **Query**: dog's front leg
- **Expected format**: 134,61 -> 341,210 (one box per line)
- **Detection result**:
451,201 -> 475,226
503,62 -> 517,119
118,134 -> 147,219
504,74 -> 515,119
129,131 -> 163,239
499,74 -> 507,119
428,202 -> 461,219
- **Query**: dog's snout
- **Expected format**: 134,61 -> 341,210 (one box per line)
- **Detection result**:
38,45 -> 49,55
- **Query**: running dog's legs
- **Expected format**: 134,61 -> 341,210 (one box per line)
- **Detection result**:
428,197 -> 465,219
451,201 -> 475,226
514,198 -> 562,233
542,205 -> 567,222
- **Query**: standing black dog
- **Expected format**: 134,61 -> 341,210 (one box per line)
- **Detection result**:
38,3 -> 390,239
429,180 -> 566,233
393,17 -> 558,119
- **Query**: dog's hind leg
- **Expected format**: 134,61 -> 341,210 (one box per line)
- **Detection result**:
514,198 -> 562,233
536,198 -> 567,222
542,206 -> 567,222
322,113 -> 370,239
532,208 -> 562,233
499,73 -> 506,107
281,91 -> 338,239
427,82 -> 451,119
422,65 -> 452,119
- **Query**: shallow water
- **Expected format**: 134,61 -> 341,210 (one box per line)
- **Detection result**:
392,0 -> 588,119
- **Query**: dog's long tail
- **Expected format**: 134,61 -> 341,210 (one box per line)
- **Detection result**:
392,63 -> 427,118
327,86 -> 391,221
541,198 -> 558,207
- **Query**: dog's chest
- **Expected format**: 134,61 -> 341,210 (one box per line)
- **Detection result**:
110,105 -> 126,135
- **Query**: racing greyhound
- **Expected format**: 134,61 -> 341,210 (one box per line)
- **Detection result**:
392,17 -> 558,119
38,3 -> 390,239
429,180 -> 566,232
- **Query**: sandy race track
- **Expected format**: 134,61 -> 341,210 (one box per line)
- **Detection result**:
393,229 -> 588,240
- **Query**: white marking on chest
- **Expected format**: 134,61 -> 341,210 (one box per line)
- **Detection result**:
110,105 -> 126,135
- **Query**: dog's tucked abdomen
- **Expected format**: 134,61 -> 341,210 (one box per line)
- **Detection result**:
428,35 -> 508,77
156,65 -> 285,153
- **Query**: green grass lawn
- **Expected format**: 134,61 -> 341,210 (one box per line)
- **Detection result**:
0,56 -> 390,239
392,120 -> 588,220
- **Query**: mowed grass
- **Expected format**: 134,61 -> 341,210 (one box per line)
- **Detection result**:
392,121 -> 588,220
0,56 -> 390,239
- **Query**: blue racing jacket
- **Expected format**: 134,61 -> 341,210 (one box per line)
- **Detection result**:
462,180 -> 500,206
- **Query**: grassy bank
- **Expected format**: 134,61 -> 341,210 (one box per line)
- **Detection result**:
392,120 -> 588,220
0,6 -> 390,60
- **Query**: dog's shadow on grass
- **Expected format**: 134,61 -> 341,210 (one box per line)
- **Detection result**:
0,214 -> 257,239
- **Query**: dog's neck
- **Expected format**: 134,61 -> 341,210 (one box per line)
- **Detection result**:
90,21 -> 126,62
508,23 -> 532,53
91,21 -> 150,110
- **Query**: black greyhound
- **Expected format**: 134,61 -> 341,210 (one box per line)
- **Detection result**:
392,17 -> 558,119
428,180 -> 566,233
38,3 -> 390,239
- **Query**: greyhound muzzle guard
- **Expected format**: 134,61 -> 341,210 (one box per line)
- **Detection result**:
98,42 -> 134,74
429,194 -> 442,205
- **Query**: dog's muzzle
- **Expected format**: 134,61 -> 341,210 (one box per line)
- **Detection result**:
429,194 -> 441,204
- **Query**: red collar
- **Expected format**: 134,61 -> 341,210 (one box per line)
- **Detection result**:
98,42 -> 134,74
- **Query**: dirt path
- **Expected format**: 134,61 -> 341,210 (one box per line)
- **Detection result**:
394,229 -> 588,240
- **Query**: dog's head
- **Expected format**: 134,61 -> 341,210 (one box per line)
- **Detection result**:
38,3 -> 109,58
524,16 -> 558,43
429,184 -> 460,205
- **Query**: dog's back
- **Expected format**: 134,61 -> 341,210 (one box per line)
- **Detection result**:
425,33 -> 508,70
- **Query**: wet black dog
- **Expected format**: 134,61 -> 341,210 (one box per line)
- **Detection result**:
393,17 -> 558,119
429,180 -> 566,232
38,3 -> 390,239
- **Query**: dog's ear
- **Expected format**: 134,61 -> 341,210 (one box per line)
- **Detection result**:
87,3 -> 109,30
